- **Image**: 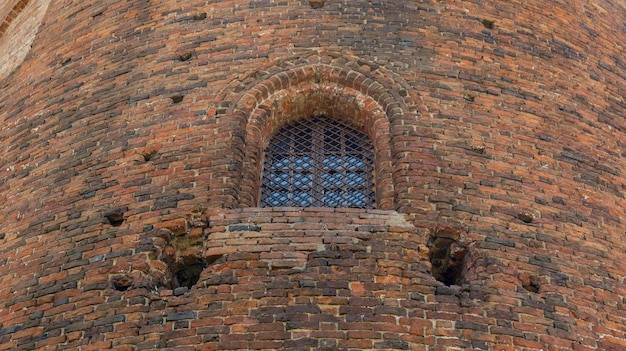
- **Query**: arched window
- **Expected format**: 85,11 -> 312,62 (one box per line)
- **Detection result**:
260,116 -> 375,208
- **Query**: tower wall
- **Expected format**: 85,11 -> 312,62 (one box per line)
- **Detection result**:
0,1 -> 625,350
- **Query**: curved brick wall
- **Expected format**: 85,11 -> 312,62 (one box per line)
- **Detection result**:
0,0 -> 625,350
199,209 -> 427,350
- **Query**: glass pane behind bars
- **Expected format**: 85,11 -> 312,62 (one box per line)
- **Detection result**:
261,116 -> 375,208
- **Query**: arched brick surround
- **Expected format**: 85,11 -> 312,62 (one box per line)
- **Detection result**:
219,61 -> 418,210
0,0 -> 51,81
0,0 -> 30,38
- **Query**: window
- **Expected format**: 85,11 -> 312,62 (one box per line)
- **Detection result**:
261,116 -> 375,208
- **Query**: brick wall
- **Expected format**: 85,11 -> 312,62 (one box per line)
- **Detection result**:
0,0 -> 625,350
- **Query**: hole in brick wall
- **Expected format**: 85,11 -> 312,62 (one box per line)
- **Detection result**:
193,13 -> 206,20
524,280 -> 540,293
428,227 -> 467,286
519,273 -> 540,293
170,95 -> 184,104
463,94 -> 475,102
111,275 -> 133,291
103,207 -> 127,227
482,19 -> 495,29
308,0 -> 326,9
140,149 -> 157,161
517,211 -> 534,223
173,256 -> 207,289
471,145 -> 486,154
178,52 -> 192,61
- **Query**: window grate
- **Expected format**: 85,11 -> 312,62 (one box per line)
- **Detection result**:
261,116 -> 375,208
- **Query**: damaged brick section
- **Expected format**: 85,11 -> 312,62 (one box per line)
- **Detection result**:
103,206 -> 127,227
428,226 -> 468,286
145,211 -> 209,290
308,0 -> 326,9
519,272 -> 541,293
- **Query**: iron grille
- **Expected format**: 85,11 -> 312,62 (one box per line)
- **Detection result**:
261,116 -> 375,208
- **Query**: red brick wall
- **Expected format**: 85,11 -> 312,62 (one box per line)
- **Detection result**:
0,0 -> 625,350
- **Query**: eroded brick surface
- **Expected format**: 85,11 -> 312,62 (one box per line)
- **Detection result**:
0,0 -> 625,350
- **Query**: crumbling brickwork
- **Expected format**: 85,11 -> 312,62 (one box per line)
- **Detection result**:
0,0 -> 625,350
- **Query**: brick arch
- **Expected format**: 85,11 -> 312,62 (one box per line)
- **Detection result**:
0,0 -> 51,81
225,63 -> 410,210
0,0 -> 31,39
213,50 -> 422,116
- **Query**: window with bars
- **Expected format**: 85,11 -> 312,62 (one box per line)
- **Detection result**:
260,116 -> 375,208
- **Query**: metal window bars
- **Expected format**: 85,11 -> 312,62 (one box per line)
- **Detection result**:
261,116 -> 375,208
